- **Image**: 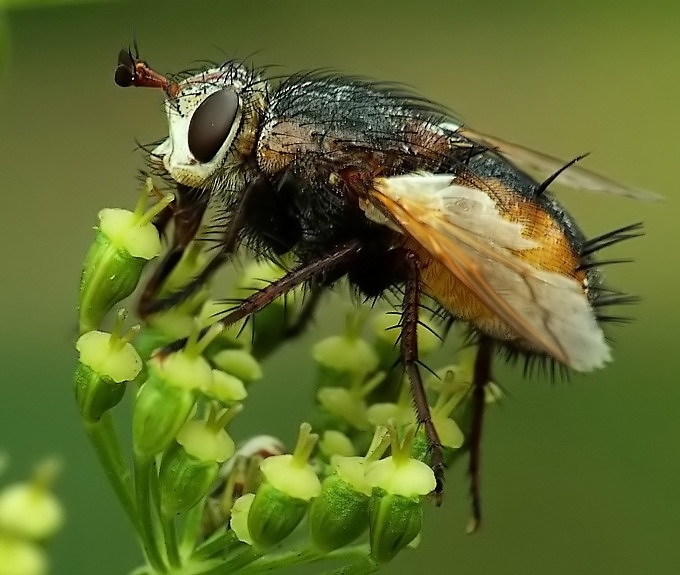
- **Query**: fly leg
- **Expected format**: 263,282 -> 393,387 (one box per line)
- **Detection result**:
139,176 -> 271,317
401,250 -> 445,499
138,184 -> 210,317
160,241 -> 360,356
466,337 -> 494,533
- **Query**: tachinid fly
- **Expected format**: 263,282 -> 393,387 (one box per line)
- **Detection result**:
115,47 -> 651,526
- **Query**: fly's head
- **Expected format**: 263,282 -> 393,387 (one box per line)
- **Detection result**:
116,48 -> 268,189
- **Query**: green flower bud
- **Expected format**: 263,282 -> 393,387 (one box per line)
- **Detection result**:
317,369 -> 385,431
0,536 -> 47,575
366,453 -> 435,497
309,474 -> 369,552
198,301 -> 249,349
368,490 -> 422,564
79,184 -> 172,333
313,322 -> 379,388
132,361 -> 201,459
211,349 -> 263,385
365,428 -> 436,498
0,459 -> 63,540
366,402 -> 410,429
204,370 -> 247,405
364,424 -> 434,562
318,430 -> 356,460
247,424 -> 320,548
159,406 -> 239,515
317,387 -> 370,431
177,408 -> 238,463
247,482 -> 308,549
259,425 -> 321,501
368,367 -> 466,452
308,426 -> 391,553
146,308 -> 196,342
159,442 -> 219,515
332,457 -> 373,497
74,315 -> 141,422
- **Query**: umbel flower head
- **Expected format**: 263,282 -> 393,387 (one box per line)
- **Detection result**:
71,184 -> 484,574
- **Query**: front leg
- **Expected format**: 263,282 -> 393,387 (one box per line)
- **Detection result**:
160,241 -> 360,356
138,184 -> 210,317
139,175 -> 274,317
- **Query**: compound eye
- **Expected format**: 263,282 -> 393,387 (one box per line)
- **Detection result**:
114,49 -> 135,86
188,87 -> 239,163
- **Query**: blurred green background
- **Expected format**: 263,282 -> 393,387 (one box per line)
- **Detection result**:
0,1 -> 678,573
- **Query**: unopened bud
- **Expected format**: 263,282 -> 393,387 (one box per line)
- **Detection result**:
247,424 -> 320,548
309,474 -> 369,552
79,183 -> 172,333
313,313 -> 379,388
74,313 -> 141,421
0,536 -> 47,575
0,459 -> 63,540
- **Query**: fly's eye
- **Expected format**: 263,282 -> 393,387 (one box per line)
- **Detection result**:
188,87 -> 239,163
114,49 -> 135,87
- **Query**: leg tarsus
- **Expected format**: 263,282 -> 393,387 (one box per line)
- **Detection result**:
466,337 -> 494,534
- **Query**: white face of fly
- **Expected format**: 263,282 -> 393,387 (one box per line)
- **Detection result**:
151,64 -> 266,188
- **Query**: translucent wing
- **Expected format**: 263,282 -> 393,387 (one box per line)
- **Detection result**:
368,173 -> 611,371
454,126 -> 661,201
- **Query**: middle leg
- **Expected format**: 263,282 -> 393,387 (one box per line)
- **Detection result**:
401,250 -> 445,499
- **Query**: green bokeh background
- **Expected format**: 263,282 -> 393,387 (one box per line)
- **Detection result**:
1,1 -> 678,573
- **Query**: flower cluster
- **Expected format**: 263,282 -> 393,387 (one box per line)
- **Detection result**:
74,181 -> 492,574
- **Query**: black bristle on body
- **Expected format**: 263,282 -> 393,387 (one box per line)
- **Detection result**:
580,223 -> 643,257
535,153 -> 590,196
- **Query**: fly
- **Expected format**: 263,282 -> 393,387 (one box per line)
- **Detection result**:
114,46 -> 652,528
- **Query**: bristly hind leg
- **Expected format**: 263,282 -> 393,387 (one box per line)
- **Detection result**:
401,250 -> 445,500
467,337 -> 494,533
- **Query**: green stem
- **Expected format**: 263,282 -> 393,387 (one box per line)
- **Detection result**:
161,514 -> 181,568
191,529 -> 241,562
199,547 -> 261,574
84,414 -> 137,530
238,544 -> 373,575
179,498 -> 208,557
134,456 -> 168,572
237,548 -> 320,575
